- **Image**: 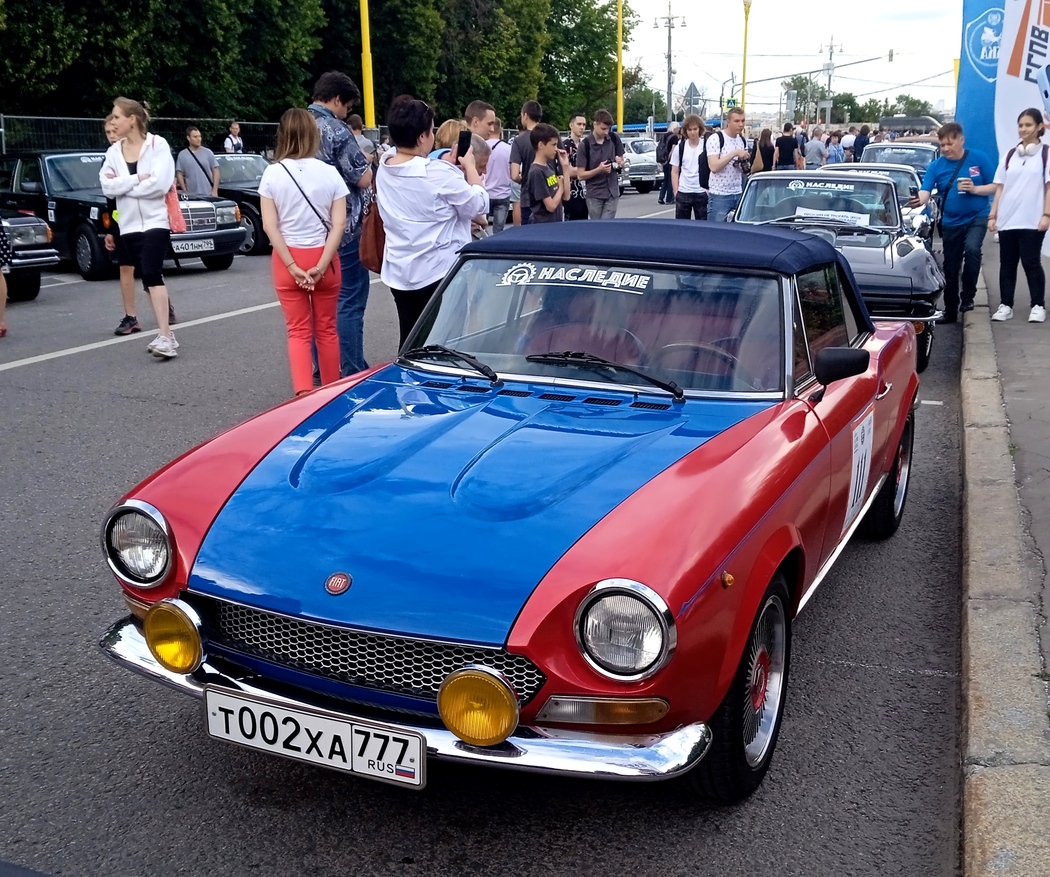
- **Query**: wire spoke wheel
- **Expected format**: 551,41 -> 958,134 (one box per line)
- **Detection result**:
742,593 -> 787,768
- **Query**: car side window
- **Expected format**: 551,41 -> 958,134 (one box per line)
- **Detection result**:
796,267 -> 849,356
15,159 -> 43,193
0,158 -> 16,193
828,265 -> 861,344
792,291 -> 812,386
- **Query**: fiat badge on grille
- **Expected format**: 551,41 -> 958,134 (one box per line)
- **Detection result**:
325,572 -> 352,595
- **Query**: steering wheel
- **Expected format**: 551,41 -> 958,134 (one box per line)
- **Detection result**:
649,341 -> 760,390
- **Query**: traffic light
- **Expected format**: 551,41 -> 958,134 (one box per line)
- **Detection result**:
888,49 -> 894,61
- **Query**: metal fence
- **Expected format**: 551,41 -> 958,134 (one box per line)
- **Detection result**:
0,115 -> 280,155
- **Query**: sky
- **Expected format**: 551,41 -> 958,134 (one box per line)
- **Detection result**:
622,0 -> 963,120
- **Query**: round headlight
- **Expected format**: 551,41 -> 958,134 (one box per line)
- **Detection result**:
144,600 -> 203,674
576,580 -> 675,679
437,667 -> 519,747
102,501 -> 172,586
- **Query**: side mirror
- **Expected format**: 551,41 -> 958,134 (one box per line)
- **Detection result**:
19,181 -> 44,194
810,347 -> 870,402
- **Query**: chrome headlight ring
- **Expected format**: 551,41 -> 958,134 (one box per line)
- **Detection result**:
100,499 -> 174,588
574,579 -> 677,682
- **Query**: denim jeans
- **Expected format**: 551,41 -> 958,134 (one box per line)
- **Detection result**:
659,163 -> 674,202
707,192 -> 742,223
674,191 -> 708,220
940,217 -> 987,314
489,198 -> 510,234
337,240 -> 370,375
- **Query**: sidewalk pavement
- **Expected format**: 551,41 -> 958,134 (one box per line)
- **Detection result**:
961,247 -> 1050,876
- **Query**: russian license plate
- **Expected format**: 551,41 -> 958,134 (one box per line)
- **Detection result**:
637,175 -> 656,181
172,238 -> 214,254
204,687 -> 426,788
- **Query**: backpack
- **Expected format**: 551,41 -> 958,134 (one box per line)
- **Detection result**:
679,130 -> 724,189
656,133 -> 671,165
1005,143 -> 1049,173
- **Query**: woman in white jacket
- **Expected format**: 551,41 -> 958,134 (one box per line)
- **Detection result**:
100,98 -> 179,358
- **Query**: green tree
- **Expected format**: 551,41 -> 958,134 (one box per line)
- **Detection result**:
830,92 -> 859,125
858,98 -> 883,123
781,75 -> 826,122
622,85 -> 666,124
0,0 -> 86,111
894,93 -> 936,118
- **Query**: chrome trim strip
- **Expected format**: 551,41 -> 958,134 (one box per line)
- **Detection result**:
873,312 -> 943,325
795,471 -> 889,614
100,617 -> 711,781
9,254 -> 60,268
573,579 -> 678,682
99,500 -> 175,589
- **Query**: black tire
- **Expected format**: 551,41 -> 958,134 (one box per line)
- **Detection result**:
201,252 -> 235,271
916,323 -> 933,373
859,411 -> 914,540
687,572 -> 791,803
73,225 -> 110,281
635,181 -> 655,194
5,271 -> 41,302
239,205 -> 269,256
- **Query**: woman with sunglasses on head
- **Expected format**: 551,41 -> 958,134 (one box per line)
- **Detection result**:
376,96 -> 489,347
988,107 -> 1050,323
100,97 -> 179,357
259,108 -> 348,395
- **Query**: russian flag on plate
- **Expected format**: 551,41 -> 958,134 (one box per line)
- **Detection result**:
395,764 -> 416,779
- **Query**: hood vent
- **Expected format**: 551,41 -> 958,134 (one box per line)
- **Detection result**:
457,384 -> 491,393
630,400 -> 671,410
583,397 -> 623,406
539,392 -> 575,401
421,380 -> 453,389
498,389 -> 531,397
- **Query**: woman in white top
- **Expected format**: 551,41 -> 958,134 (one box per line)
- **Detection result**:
988,107 -> 1050,323
100,97 -> 179,358
376,96 -> 489,346
259,108 -> 349,394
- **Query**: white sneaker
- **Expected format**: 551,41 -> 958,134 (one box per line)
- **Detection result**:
1030,305 -> 1047,323
991,304 -> 1014,321
147,334 -> 178,358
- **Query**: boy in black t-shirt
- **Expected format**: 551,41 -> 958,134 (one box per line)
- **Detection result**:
527,124 -> 571,223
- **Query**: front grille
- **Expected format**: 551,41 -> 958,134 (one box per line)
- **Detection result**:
193,596 -> 547,704
180,206 -> 217,232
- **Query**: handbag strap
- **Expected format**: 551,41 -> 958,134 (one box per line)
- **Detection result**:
186,148 -> 214,190
938,150 -> 969,217
279,160 -> 331,233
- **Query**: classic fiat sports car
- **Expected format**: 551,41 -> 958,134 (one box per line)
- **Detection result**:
100,221 -> 918,803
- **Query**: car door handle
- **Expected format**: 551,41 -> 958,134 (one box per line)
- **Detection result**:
875,381 -> 893,400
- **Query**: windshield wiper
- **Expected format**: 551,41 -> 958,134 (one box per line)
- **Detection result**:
525,351 -> 685,401
401,344 -> 502,385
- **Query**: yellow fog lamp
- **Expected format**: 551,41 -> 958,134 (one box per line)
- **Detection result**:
536,696 -> 669,725
437,666 -> 519,747
144,599 -> 204,674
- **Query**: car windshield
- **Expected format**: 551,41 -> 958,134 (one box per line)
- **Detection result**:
736,176 -> 899,229
861,145 -> 937,172
405,258 -> 785,394
829,166 -> 918,201
215,154 -> 270,183
45,154 -> 105,193
628,140 -> 657,154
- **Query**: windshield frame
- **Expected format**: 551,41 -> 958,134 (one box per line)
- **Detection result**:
401,254 -> 792,401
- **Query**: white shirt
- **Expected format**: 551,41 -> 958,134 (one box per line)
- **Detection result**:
258,159 -> 349,247
993,143 -> 1050,231
841,134 -> 857,152
376,152 -> 489,290
706,132 -> 747,196
224,135 -> 244,153
669,139 -> 706,193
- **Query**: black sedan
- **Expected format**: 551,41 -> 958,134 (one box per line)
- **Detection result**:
0,151 -> 246,280
0,208 -> 60,301
215,153 -> 271,256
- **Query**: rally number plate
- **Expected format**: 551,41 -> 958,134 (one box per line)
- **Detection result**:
172,238 -> 214,254
204,687 -> 426,788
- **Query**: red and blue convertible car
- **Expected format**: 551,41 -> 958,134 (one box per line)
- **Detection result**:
100,221 -> 918,803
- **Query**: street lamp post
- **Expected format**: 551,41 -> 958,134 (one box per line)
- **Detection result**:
741,0 -> 752,110
360,0 -> 375,127
654,3 -> 685,123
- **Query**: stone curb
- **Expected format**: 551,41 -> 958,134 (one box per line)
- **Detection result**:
962,283 -> 1050,877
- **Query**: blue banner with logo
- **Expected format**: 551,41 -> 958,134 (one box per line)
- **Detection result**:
957,0 -> 1004,160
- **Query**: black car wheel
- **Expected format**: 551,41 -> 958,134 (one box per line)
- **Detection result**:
239,205 -> 269,256
635,181 -> 655,194
860,410 -> 914,540
74,225 -> 109,281
687,572 -> 791,803
201,253 -> 235,271
916,323 -> 933,373
5,271 -> 42,301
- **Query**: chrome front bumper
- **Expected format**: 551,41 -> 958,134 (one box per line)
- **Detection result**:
100,616 -> 712,781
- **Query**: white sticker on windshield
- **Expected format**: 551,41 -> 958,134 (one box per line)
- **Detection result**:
844,406 -> 875,532
795,207 -> 870,225
496,261 -> 651,293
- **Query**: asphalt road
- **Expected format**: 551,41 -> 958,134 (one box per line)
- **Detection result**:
0,192 -> 962,877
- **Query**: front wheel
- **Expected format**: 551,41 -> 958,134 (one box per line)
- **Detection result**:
74,225 -> 110,281
859,411 -> 914,539
5,271 -> 41,301
201,252 -> 235,271
239,205 -> 269,256
687,572 -> 791,803
916,323 -> 933,373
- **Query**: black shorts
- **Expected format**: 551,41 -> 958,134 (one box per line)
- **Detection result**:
116,228 -> 170,288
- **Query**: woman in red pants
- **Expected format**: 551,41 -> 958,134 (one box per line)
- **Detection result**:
260,108 -> 349,394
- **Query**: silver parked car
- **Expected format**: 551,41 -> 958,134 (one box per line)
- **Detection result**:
731,170 -> 944,372
619,138 -> 663,194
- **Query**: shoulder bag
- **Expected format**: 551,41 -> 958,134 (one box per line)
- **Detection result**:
150,136 -> 187,233
359,168 -> 386,274
279,161 -> 332,234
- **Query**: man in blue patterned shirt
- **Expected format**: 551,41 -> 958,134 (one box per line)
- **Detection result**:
308,71 -> 374,375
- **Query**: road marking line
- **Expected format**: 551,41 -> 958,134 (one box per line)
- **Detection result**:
0,277 -> 387,372
814,657 -> 957,679
920,400 -> 944,406
638,206 -> 676,218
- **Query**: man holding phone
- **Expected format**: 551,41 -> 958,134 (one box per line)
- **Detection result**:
909,122 -> 996,323
576,109 -> 625,219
